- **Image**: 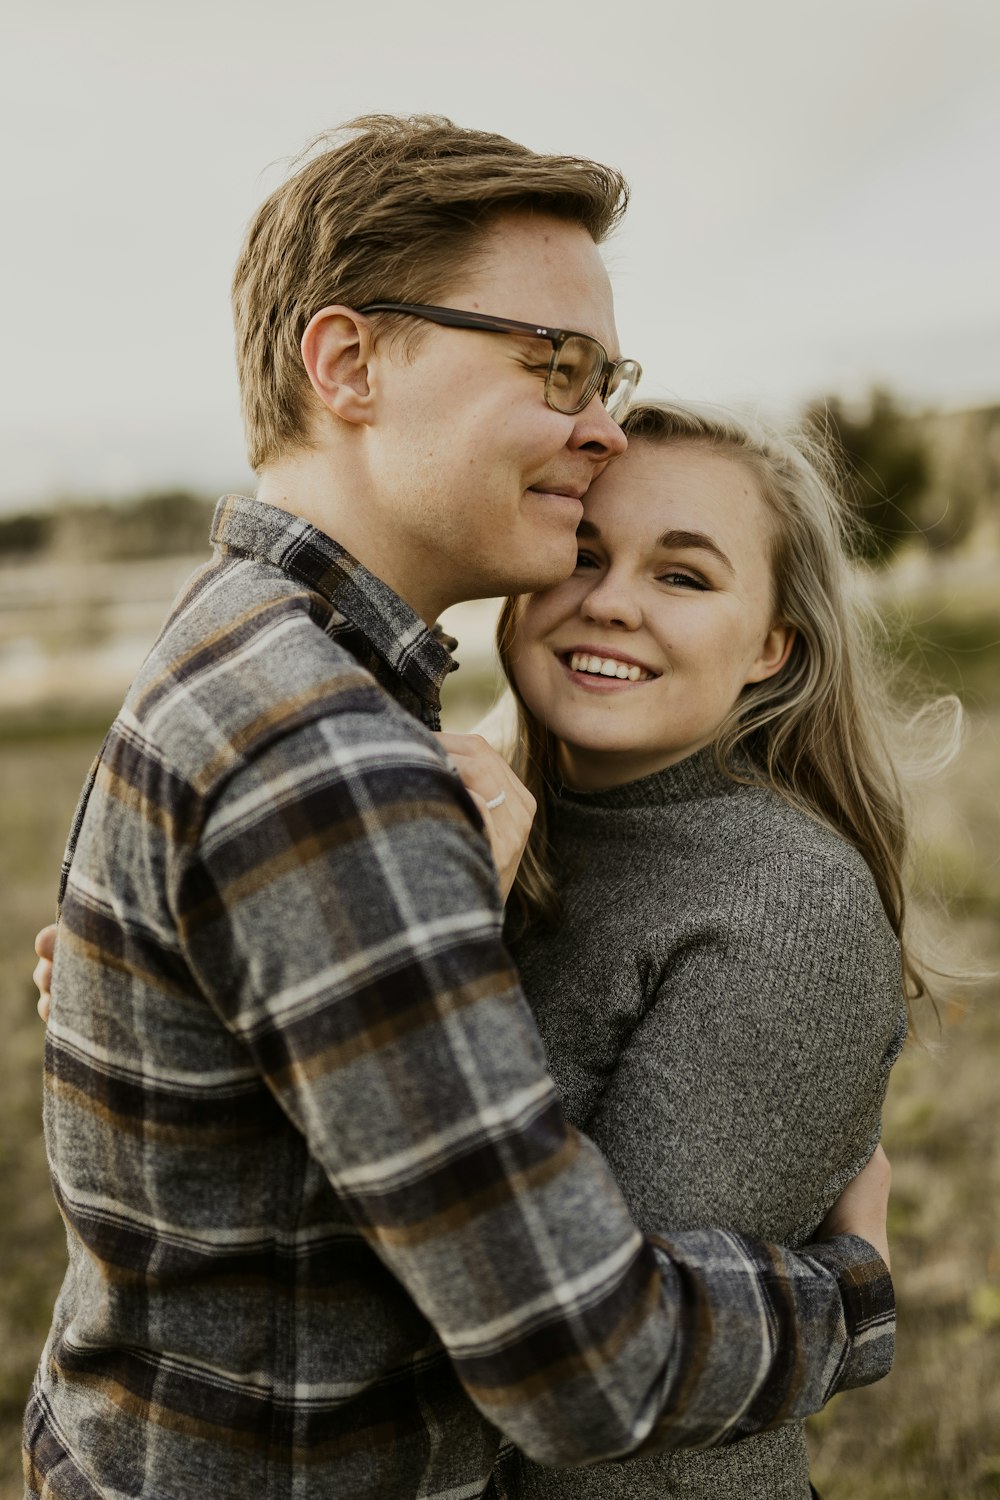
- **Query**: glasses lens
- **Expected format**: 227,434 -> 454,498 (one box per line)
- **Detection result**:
604,359 -> 641,421
546,335 -> 604,414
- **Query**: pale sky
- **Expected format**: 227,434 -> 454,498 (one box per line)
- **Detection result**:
2,0 -> 998,510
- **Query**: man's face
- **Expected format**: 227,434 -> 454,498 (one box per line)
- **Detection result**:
365,212 -> 629,618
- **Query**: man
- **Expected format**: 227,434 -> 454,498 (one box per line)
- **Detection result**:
25,116 -> 892,1499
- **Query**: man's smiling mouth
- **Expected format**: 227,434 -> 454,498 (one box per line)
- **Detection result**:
527,484 -> 586,503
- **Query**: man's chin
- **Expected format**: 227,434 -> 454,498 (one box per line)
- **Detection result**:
492,544 -> 578,599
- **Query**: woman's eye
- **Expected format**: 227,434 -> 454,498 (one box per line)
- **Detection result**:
574,551 -> 600,570
659,570 -> 709,590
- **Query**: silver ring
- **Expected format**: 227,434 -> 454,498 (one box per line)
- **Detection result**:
485,790 -> 507,810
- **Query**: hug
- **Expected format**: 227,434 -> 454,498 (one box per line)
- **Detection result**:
26,114 -> 946,1500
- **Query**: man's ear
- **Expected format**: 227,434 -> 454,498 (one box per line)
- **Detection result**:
300,306 -> 375,426
745,621 -> 796,684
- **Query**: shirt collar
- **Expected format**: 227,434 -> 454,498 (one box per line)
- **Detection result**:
210,495 -> 458,715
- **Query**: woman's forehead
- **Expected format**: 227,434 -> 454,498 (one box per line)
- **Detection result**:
582,440 -> 769,552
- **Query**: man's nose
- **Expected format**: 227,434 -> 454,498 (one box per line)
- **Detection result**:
569,392 -> 629,463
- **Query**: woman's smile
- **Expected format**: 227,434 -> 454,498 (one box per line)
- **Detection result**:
558,645 -> 660,687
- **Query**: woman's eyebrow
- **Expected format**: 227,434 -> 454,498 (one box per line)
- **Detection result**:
655,528 -> 735,574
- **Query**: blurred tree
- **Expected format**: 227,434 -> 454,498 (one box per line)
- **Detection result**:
804,389 -> 930,565
49,489 -> 216,562
0,512 -> 53,556
919,404 -> 1000,556
109,489 -> 215,560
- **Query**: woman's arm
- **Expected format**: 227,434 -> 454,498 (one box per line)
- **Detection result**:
819,1143 -> 892,1270
584,850 -> 906,1249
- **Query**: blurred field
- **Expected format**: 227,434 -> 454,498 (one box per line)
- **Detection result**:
1,581 -> 998,1496
806,707 -> 1000,1499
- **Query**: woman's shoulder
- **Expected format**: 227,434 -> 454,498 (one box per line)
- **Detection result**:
710,783 -> 903,995
652,780 -> 900,985
711,777 -> 879,888
658,785 -> 905,1062
551,756 -> 896,948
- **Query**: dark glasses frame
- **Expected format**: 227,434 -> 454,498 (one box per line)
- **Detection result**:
358,301 -> 641,419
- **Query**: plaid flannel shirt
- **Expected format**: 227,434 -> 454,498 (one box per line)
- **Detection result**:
25,496 -> 894,1500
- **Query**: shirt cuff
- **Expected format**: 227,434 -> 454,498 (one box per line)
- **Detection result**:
803,1232 -> 895,1391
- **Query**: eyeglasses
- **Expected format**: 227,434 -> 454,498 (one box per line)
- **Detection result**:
358,301 -> 641,420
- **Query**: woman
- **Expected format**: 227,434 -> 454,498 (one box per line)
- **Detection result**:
448,401 -> 944,1499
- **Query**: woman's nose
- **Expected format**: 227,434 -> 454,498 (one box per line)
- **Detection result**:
580,572 -> 642,630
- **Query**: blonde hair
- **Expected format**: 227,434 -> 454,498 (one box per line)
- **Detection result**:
232,114 -> 629,471
497,400 -> 961,1016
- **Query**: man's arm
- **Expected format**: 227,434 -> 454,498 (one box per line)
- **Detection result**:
41,712 -> 894,1467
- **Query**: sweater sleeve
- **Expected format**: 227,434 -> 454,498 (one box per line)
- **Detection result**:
583,850 -> 906,1381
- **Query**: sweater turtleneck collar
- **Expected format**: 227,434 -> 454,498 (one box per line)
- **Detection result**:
553,744 -> 747,812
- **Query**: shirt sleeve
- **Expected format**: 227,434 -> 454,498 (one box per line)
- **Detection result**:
177,710 -> 895,1468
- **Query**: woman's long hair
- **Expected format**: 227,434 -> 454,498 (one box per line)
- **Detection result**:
496,400 -> 961,1015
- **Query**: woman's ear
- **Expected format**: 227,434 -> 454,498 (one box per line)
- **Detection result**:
300,306 -> 375,426
745,621 -> 796,684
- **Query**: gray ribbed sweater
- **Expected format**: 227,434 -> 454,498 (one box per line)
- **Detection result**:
496,747 -> 907,1500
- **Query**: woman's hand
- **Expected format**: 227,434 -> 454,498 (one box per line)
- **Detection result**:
437,733 -> 535,904
34,923 -> 58,1023
818,1144 -> 892,1270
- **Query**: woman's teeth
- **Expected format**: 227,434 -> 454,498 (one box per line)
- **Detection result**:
568,652 -> 651,682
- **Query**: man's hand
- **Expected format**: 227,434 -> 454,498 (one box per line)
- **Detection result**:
819,1144 -> 892,1270
34,924 -> 57,1023
436,733 -> 535,903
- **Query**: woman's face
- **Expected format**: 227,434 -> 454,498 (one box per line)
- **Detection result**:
509,439 -> 794,791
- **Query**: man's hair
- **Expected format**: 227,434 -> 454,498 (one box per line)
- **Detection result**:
232,114 -> 630,471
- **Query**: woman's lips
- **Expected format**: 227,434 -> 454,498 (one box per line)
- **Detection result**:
558,648 -> 659,686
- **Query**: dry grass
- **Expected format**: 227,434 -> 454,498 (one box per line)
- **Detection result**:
1,700 -> 997,1498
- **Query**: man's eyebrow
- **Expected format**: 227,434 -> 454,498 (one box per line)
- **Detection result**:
576,520 -> 735,574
